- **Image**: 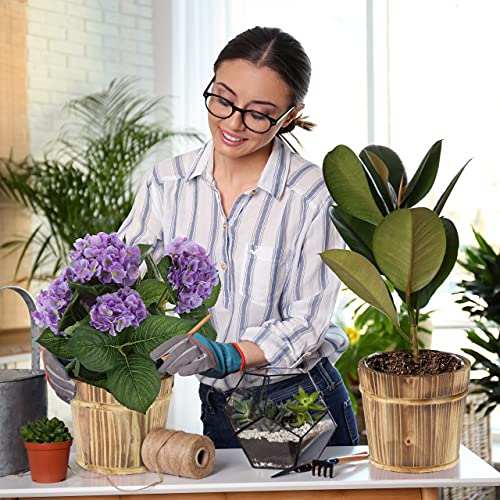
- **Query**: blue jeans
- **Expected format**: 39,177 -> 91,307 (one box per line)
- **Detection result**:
199,358 -> 359,449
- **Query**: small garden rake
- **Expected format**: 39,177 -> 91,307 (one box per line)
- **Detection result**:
312,451 -> 369,477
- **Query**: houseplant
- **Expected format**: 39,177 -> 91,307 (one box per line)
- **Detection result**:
457,229 -> 500,416
0,77 -> 200,285
20,416 -> 72,483
32,232 -> 220,473
321,140 -> 471,472
225,371 -> 336,469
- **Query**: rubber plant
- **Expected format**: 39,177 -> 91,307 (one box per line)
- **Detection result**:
320,141 -> 470,363
0,77 -> 200,285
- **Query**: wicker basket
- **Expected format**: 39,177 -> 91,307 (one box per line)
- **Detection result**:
440,389 -> 495,500
71,376 -> 173,474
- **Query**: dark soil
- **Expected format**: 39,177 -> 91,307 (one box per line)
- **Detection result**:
364,350 -> 464,376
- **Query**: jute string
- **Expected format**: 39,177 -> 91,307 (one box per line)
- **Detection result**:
141,428 -> 216,479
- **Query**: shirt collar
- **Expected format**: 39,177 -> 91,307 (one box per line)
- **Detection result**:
185,138 -> 291,199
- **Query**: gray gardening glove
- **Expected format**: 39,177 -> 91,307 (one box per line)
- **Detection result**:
150,332 -> 244,378
42,350 -> 76,403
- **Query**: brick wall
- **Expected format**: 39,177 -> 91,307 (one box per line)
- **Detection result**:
27,0 -> 154,156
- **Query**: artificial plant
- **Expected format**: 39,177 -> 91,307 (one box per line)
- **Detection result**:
0,77 -> 200,285
321,140 -> 469,363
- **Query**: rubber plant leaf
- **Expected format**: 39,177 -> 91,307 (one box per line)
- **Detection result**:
413,217 -> 459,310
401,140 -> 442,208
323,145 -> 384,225
328,205 -> 377,265
434,159 -> 471,215
359,150 -> 395,212
320,249 -> 400,330
373,207 -> 446,295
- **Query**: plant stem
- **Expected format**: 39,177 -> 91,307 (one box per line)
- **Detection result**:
406,294 -> 420,363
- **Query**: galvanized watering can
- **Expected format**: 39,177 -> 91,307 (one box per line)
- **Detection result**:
0,286 -> 47,476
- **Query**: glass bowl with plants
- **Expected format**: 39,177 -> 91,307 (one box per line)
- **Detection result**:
20,416 -> 72,483
225,368 -> 337,469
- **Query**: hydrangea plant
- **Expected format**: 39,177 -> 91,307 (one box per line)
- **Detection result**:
34,232 -> 220,413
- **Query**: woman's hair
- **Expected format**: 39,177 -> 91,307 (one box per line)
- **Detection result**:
214,26 -> 315,151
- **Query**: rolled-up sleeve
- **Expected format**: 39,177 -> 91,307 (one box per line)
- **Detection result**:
239,198 -> 349,368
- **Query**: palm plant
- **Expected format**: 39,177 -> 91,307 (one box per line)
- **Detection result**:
0,77 -> 201,284
457,229 -> 500,415
320,141 -> 469,363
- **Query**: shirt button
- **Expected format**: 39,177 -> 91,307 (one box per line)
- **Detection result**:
223,222 -> 227,229
220,263 -> 227,271
251,189 -> 257,195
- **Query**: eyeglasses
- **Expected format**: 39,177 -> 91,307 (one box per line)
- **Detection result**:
203,77 -> 294,134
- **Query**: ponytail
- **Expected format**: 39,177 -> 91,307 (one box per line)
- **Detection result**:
278,114 -> 316,153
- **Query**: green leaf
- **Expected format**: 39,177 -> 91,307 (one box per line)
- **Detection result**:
359,150 -> 393,212
320,249 -> 400,330
413,218 -> 459,309
203,279 -> 221,308
401,140 -> 442,207
58,291 -> 87,332
37,328 -> 74,359
323,145 -> 384,225
373,208 -> 446,294
107,354 -> 161,414
68,282 -> 113,297
433,159 -> 470,215
156,255 -> 173,283
138,243 -> 153,262
131,315 -> 200,357
329,205 -> 376,265
67,324 -> 122,371
360,144 -> 407,194
135,279 -> 169,308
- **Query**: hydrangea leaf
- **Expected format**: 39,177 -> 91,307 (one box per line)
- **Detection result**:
67,324 -> 122,371
36,328 -> 73,359
131,315 -> 200,356
135,279 -> 169,308
107,354 -> 161,414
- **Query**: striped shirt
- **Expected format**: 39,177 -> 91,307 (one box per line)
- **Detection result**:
118,138 -> 349,391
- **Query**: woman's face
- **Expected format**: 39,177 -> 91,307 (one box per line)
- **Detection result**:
207,59 -> 297,162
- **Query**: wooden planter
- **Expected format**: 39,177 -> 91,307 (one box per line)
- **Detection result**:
71,377 -> 173,475
358,352 -> 470,473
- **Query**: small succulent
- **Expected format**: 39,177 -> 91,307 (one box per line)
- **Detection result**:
284,386 -> 326,427
231,398 -> 257,426
20,417 -> 72,444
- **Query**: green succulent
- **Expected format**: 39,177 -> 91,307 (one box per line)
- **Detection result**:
284,386 -> 326,427
20,417 -> 72,444
231,398 -> 257,426
321,141 -> 469,362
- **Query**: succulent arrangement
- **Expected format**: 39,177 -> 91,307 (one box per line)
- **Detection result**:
20,417 -> 72,444
231,386 -> 326,429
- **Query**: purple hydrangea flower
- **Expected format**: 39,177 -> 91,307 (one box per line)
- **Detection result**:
165,236 -> 219,314
32,267 -> 75,335
69,232 -> 140,286
89,287 -> 148,336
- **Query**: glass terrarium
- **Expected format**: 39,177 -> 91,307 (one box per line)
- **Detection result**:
224,367 -> 337,469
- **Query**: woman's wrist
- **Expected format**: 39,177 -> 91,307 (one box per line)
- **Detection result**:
236,340 -> 268,369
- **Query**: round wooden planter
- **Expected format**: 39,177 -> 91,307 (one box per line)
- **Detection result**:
71,376 -> 173,475
358,351 -> 470,473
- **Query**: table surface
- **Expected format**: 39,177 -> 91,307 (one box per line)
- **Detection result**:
0,445 -> 499,498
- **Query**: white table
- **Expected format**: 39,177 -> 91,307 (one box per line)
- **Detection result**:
0,445 -> 499,500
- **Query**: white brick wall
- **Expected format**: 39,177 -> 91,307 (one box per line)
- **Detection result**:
28,0 -> 154,156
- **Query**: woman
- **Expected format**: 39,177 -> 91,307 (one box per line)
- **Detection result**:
44,26 -> 358,448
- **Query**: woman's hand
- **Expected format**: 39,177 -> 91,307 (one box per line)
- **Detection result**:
150,333 -> 246,378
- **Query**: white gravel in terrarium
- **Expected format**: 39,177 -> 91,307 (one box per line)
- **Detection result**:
238,417 -> 334,443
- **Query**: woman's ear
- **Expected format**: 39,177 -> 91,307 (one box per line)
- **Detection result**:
281,104 -> 305,130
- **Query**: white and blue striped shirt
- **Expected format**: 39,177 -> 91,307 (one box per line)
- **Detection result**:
119,138 -> 349,391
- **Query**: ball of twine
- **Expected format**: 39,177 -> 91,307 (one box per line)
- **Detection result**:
141,428 -> 215,479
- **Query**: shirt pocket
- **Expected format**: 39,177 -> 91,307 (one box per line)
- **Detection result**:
239,244 -> 277,306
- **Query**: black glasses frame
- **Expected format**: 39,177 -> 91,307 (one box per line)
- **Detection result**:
202,77 -> 294,134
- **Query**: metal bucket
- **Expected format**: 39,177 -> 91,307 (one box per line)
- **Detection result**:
0,286 -> 47,476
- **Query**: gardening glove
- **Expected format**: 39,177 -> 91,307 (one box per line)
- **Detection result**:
150,333 -> 245,379
41,349 -> 76,403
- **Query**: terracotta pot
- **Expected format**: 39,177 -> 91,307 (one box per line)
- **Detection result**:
24,440 -> 72,483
